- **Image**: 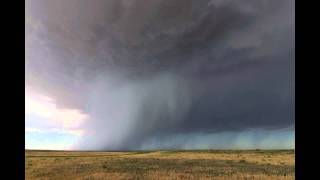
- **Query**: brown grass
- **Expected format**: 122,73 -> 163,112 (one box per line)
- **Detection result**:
25,150 -> 294,180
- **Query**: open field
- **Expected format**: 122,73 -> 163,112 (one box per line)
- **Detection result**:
25,150 -> 294,180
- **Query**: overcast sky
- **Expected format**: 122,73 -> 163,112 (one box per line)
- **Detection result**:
25,0 -> 294,150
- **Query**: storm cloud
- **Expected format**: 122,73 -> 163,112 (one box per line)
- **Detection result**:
26,0 -> 295,150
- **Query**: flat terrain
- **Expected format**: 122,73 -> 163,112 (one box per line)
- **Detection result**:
25,150 -> 294,180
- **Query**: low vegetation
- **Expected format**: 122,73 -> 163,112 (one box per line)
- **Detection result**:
25,149 -> 294,180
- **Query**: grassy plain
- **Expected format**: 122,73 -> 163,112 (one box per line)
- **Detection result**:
25,149 -> 294,180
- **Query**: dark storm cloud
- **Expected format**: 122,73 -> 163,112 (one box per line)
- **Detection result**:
26,0 -> 294,150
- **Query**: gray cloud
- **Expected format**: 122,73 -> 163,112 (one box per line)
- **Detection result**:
26,0 -> 295,150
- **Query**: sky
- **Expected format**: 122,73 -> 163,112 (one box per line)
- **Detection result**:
25,0 -> 295,150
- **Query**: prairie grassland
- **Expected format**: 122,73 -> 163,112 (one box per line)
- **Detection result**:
25,150 -> 294,180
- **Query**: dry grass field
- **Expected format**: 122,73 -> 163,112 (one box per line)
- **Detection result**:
25,150 -> 294,180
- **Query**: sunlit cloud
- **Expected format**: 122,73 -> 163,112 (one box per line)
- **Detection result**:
25,127 -> 85,137
25,88 -> 88,129
25,87 -> 89,149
